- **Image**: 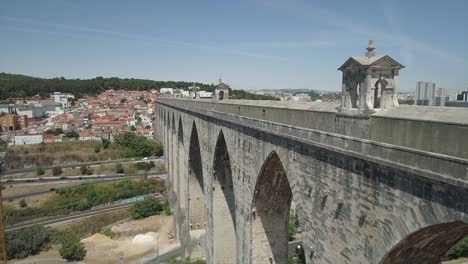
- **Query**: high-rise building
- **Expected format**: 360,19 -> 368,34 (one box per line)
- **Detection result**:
456,91 -> 468,101
433,87 -> 450,106
415,81 -> 436,106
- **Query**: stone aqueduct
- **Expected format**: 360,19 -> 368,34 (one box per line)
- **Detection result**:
156,97 -> 468,264
155,45 -> 468,263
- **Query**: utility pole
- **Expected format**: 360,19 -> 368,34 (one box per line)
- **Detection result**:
0,183 -> 7,264
0,150 -> 7,264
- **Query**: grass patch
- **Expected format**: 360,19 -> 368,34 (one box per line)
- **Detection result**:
4,179 -> 165,225
443,258 -> 468,264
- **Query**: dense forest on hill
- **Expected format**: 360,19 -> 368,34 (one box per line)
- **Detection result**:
0,73 -> 279,101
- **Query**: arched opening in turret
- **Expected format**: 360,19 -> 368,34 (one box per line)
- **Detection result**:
350,80 -> 359,108
374,78 -> 388,108
380,221 -> 468,264
188,121 -> 205,231
219,91 -> 224,101
212,130 -> 236,263
251,151 -> 292,264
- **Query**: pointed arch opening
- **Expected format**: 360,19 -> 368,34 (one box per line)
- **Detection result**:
380,221 -> 468,264
177,116 -> 185,210
178,117 -> 184,144
188,121 -> 205,230
212,130 -> 236,263
172,113 -> 176,133
251,151 -> 292,264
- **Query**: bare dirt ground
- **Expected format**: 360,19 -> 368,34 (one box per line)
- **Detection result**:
10,214 -> 177,264
4,192 -> 59,208
82,214 -> 176,264
2,181 -> 81,196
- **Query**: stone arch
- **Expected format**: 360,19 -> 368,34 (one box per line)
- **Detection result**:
380,221 -> 468,264
188,121 -> 205,230
212,130 -> 236,263
251,151 -> 292,264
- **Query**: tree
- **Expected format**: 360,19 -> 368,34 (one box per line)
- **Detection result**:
64,131 -> 79,139
36,167 -> 45,176
115,163 -> 125,174
145,125 -> 151,129
19,199 -> 27,208
131,125 -> 137,131
101,138 -> 110,149
58,232 -> 86,261
6,225 -> 50,260
52,166 -> 63,176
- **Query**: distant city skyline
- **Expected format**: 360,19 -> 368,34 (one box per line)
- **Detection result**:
1,0 -> 467,92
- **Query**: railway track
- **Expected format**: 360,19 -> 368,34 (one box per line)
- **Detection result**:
6,203 -> 134,232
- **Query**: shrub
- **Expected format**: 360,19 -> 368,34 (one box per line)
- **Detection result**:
80,165 -> 88,175
94,145 -> 101,153
19,199 -> 27,208
80,165 -> 93,175
114,132 -> 163,158
134,162 -> 152,171
163,200 -> 172,216
288,210 -> 299,241
446,236 -> 468,260
100,228 -> 119,239
130,197 -> 163,219
115,163 -> 125,174
166,258 -> 206,264
36,167 -> 45,176
52,166 -> 63,176
58,232 -> 86,261
6,225 -> 50,259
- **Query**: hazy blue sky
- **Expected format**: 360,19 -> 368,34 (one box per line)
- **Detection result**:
1,0 -> 467,92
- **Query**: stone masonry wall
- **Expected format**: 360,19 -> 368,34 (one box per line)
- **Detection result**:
156,101 -> 468,264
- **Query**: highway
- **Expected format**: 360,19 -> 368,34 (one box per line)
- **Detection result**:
3,173 -> 167,201
1,172 -> 166,186
1,157 -> 164,176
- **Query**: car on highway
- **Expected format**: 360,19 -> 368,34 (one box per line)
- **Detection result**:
141,157 -> 148,160
117,173 -> 124,176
